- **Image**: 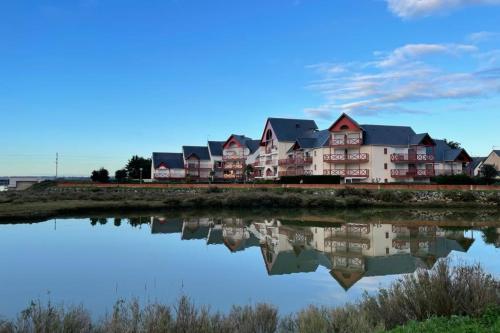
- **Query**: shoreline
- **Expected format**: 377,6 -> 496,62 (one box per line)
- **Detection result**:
0,186 -> 499,222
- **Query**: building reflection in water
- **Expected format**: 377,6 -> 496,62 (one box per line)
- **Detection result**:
150,217 -> 475,290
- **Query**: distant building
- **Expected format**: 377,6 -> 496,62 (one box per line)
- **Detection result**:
151,152 -> 185,180
467,157 -> 486,177
481,150 -> 500,177
433,139 -> 472,176
8,177 -> 43,191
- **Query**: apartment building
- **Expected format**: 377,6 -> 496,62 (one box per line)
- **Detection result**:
433,139 -> 472,176
221,134 -> 260,180
151,152 -> 186,180
152,113 -> 474,183
255,118 -> 319,179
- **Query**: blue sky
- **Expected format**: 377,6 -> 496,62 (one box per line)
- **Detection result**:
1,0 -> 499,176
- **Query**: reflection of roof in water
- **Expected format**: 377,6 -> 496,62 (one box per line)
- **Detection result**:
181,225 -> 210,240
330,270 -> 365,291
207,228 -> 224,245
262,247 -> 331,275
224,233 -> 261,252
365,254 -> 426,277
151,218 -> 184,234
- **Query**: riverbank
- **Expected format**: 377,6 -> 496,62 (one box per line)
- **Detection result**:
0,183 -> 499,222
0,261 -> 498,333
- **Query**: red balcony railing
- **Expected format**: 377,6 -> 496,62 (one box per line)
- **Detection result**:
329,137 -> 362,147
278,157 -> 313,166
323,169 -> 369,177
278,170 -> 313,177
323,153 -> 369,163
390,169 -> 435,178
222,155 -> 246,161
265,159 -> 275,165
390,154 -> 434,162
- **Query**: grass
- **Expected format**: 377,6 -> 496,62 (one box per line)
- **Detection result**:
0,185 -> 498,221
0,261 -> 498,333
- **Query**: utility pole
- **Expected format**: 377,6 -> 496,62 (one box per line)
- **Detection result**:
140,167 -> 143,184
55,153 -> 59,179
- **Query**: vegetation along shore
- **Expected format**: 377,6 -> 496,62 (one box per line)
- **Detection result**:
0,261 -> 498,333
0,181 -> 499,222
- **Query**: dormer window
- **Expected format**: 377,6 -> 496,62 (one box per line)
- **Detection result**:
340,125 -> 349,130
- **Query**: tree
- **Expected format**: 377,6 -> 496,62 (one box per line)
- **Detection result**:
115,169 -> 127,182
481,164 -> 498,184
90,168 -> 110,183
125,156 -> 152,179
244,164 -> 254,183
444,139 -> 461,149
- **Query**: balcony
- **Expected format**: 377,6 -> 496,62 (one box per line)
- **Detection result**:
265,159 -> 276,165
223,163 -> 244,170
264,146 -> 278,154
323,169 -> 369,178
278,157 -> 313,166
390,153 -> 434,163
278,170 -> 313,177
390,169 -> 435,178
252,161 -> 264,168
223,155 -> 246,161
329,137 -> 362,147
323,153 -> 369,163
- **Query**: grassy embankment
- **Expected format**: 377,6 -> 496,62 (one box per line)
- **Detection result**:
0,181 -> 499,222
0,261 -> 498,333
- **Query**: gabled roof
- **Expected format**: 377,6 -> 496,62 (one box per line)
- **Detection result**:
361,124 -> 417,146
263,118 -> 318,142
224,135 -> 261,154
328,113 -> 362,132
469,157 -> 486,170
182,146 -> 211,160
434,140 -> 472,163
289,129 -> 330,152
152,152 -> 184,169
410,133 -> 435,146
208,141 -> 225,157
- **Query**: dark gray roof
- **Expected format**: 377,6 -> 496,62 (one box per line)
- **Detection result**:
208,141 -> 224,157
246,140 -> 261,154
469,157 -> 486,170
152,152 -> 184,169
181,225 -> 210,240
494,150 -> 500,156
434,140 -> 471,162
267,118 -> 318,142
182,146 -> 211,160
361,124 -> 417,146
289,129 -> 330,151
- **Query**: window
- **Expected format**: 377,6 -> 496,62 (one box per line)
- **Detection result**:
385,232 -> 389,239
384,178 -> 388,183
386,247 -> 390,255
314,164 -> 317,171
314,151 -> 316,157
340,125 -> 349,130
384,148 -> 388,155
384,163 -> 388,170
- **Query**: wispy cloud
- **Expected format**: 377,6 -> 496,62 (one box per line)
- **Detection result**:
387,0 -> 500,19
304,39 -> 500,118
466,31 -> 500,44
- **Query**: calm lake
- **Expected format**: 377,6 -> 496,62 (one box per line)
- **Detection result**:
0,210 -> 499,318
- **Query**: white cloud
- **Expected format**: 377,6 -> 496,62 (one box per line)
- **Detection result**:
376,43 -> 476,67
387,0 -> 500,19
304,40 -> 500,117
467,31 -> 500,43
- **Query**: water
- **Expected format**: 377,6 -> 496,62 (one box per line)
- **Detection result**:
0,211 -> 499,318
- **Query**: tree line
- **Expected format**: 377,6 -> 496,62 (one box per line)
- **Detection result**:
90,155 -> 151,183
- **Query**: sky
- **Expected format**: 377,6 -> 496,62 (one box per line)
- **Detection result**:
1,0 -> 500,176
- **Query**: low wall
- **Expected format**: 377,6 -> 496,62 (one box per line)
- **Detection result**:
57,182 -> 500,191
